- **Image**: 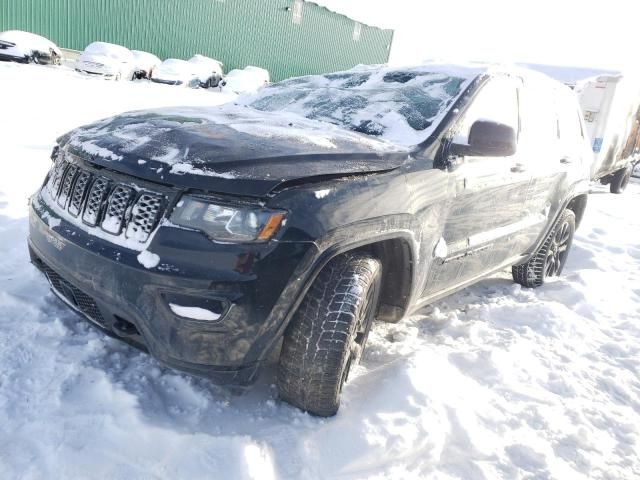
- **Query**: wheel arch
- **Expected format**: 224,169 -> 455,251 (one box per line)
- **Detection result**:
253,229 -> 417,366
353,237 -> 414,323
566,193 -> 588,229
300,233 -> 415,325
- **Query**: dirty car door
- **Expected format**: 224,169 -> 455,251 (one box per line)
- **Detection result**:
422,75 -> 530,298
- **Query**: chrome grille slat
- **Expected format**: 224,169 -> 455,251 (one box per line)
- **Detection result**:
57,164 -> 78,208
43,155 -> 165,243
125,194 -> 162,242
101,185 -> 134,234
82,177 -> 110,226
68,171 -> 91,217
47,158 -> 68,197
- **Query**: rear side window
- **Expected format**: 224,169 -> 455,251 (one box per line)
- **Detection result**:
454,76 -> 519,144
556,88 -> 584,143
518,77 -> 561,154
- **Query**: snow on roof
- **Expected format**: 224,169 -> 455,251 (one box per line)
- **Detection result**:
0,30 -> 60,55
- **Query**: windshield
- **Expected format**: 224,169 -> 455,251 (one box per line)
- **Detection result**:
161,59 -> 189,69
246,66 -> 477,146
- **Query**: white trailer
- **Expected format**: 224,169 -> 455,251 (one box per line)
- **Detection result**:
576,74 -> 640,193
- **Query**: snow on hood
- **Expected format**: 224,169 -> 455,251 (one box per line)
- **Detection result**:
152,59 -> 194,81
240,63 -> 481,146
76,54 -> 123,73
0,30 -> 60,57
60,104 -> 409,195
64,104 -> 405,164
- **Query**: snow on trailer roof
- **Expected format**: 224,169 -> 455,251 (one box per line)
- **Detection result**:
241,63 -> 487,146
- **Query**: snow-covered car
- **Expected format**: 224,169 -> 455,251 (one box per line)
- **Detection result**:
188,54 -> 224,88
221,66 -> 270,94
131,50 -> 161,80
150,58 -> 201,87
75,42 -> 135,81
151,56 -> 224,88
0,30 -> 61,65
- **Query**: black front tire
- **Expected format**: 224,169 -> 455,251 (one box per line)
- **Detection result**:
610,166 -> 632,194
277,253 -> 382,417
512,209 -> 576,288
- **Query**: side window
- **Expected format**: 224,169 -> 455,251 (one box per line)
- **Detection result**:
454,76 -> 520,145
519,79 -> 559,151
557,89 -> 584,146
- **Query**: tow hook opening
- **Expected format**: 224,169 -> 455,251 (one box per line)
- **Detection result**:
113,316 -> 140,337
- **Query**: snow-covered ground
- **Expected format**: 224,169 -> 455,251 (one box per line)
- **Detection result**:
1,62 -> 639,479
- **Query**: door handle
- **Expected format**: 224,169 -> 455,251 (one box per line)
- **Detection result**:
510,163 -> 526,173
560,157 -> 572,164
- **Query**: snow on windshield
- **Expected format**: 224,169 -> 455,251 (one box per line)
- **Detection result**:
82,42 -> 132,61
158,59 -> 190,70
245,65 -> 479,146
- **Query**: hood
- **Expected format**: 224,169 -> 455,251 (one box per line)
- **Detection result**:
77,54 -> 120,70
59,105 -> 410,197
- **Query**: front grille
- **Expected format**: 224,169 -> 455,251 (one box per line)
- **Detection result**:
40,261 -> 106,326
46,155 -> 164,242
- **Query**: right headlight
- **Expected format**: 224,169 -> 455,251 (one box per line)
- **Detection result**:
170,195 -> 286,243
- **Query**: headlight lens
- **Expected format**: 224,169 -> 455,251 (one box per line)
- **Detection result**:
170,195 -> 286,243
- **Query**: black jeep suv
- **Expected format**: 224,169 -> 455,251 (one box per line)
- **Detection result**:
28,64 -> 591,416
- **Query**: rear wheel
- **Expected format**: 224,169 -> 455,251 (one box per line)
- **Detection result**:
277,253 -> 381,417
610,165 -> 632,194
512,209 -> 575,288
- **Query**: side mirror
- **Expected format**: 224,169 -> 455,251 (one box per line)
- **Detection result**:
451,120 -> 517,157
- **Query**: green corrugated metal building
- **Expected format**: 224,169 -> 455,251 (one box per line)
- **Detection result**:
0,0 -> 393,81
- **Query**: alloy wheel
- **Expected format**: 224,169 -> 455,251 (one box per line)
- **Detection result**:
544,219 -> 572,278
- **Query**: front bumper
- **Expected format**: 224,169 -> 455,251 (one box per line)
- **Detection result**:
75,67 -> 117,79
151,77 -> 184,86
29,191 -> 314,385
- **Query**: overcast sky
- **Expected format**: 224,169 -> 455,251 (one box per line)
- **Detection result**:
315,0 -> 636,72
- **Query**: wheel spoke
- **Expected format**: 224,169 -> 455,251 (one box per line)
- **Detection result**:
545,252 -> 555,277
